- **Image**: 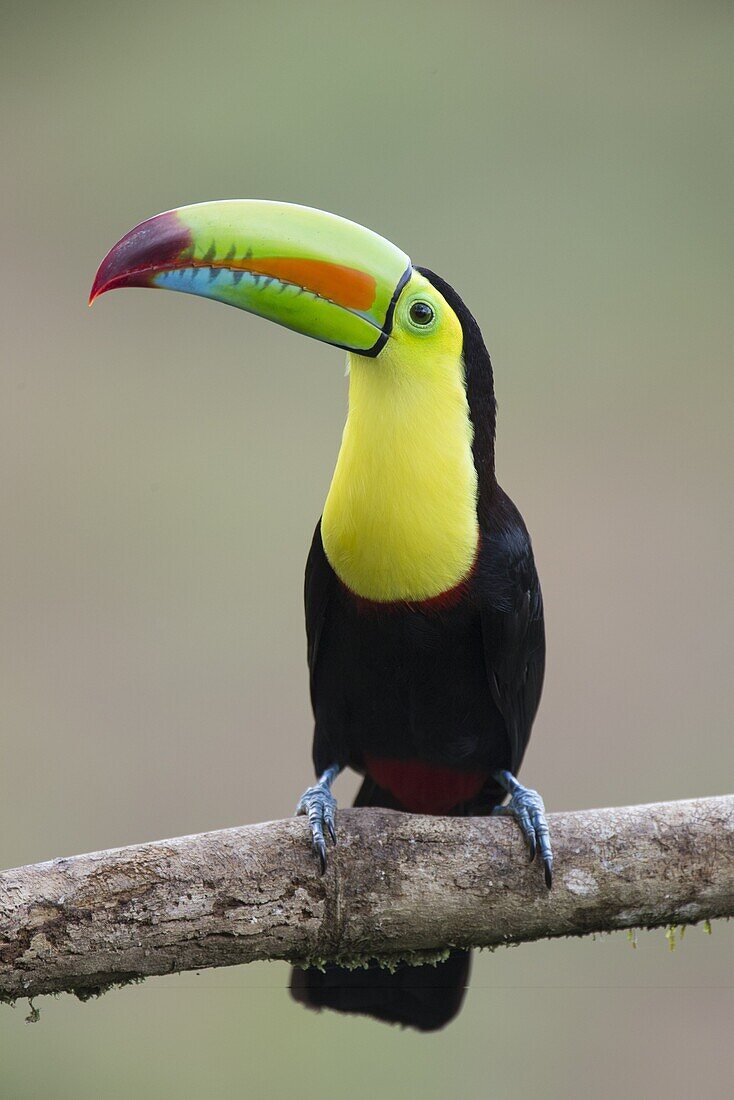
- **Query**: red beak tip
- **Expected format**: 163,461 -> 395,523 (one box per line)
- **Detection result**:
88,277 -> 101,305
88,274 -> 110,305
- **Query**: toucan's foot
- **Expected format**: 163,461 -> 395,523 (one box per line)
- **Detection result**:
296,766 -> 339,872
492,770 -> 553,887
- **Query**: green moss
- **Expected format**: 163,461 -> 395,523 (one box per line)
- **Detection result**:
73,975 -> 146,1002
293,947 -> 454,973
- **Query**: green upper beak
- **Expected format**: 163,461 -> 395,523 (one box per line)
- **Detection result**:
90,200 -> 412,356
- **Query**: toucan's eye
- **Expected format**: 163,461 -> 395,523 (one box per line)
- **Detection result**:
409,300 -> 434,327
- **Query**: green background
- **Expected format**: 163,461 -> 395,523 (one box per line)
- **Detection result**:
1,2 -> 732,1096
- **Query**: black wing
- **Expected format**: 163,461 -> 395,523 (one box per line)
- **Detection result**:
304,521 -> 335,693
479,493 -> 546,775
304,521 -> 347,774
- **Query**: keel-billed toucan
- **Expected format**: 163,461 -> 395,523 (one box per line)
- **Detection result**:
91,200 -> 551,1031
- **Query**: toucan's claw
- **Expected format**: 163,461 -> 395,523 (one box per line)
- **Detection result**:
296,778 -> 338,874
492,772 -> 553,889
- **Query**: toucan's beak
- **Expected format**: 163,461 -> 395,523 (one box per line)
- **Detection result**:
90,200 -> 412,356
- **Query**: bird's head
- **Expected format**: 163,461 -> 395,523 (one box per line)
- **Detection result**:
89,200 -> 465,377
91,200 -> 498,600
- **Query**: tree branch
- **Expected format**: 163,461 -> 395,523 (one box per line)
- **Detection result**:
0,796 -> 732,1002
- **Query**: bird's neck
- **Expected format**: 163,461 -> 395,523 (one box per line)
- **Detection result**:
321,353 -> 479,603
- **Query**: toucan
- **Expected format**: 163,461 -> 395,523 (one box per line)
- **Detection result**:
91,200 -> 551,1031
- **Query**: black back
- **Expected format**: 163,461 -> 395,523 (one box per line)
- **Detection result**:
415,266 -> 498,527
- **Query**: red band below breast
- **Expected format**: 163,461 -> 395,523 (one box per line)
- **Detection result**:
364,755 -> 488,814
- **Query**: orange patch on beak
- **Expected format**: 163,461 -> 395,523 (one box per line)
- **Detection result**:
196,256 -> 376,311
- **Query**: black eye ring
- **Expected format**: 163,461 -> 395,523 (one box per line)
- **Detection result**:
408,300 -> 434,327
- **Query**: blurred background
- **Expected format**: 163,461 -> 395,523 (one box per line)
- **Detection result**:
1,1 -> 732,1096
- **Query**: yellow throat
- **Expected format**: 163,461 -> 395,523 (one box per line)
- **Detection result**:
321,278 -> 479,603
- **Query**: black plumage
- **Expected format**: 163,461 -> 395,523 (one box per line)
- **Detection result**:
292,270 -> 545,1030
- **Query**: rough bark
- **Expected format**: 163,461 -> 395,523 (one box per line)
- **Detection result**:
0,796 -> 731,1002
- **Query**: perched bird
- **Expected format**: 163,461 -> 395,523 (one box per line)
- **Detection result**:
91,201 -> 551,1031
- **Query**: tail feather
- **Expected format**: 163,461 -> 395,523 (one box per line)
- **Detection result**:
290,949 -> 470,1032
289,775 -> 473,1031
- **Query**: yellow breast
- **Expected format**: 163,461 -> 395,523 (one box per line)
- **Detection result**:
321,342 -> 479,603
